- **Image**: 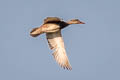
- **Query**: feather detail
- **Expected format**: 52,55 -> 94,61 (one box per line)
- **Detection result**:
30,27 -> 43,37
46,31 -> 72,70
44,17 -> 62,24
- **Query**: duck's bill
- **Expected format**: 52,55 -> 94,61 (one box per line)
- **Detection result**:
78,21 -> 85,24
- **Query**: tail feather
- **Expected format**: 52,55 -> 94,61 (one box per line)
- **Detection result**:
30,27 -> 43,37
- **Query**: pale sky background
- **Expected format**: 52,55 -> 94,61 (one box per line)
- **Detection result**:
0,0 -> 120,80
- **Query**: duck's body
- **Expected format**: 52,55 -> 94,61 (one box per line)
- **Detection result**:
30,17 -> 85,70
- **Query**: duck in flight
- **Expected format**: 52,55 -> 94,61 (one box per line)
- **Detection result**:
30,17 -> 85,70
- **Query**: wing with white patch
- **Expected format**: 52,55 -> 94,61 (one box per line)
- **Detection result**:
46,31 -> 72,70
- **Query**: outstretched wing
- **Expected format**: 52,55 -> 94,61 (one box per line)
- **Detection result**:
46,31 -> 72,70
44,17 -> 62,24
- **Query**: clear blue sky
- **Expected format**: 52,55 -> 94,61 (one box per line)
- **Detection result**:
0,0 -> 120,80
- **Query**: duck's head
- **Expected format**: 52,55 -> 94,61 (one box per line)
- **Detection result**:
67,19 -> 85,24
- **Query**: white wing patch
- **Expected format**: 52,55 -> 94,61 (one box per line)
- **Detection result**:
46,31 -> 72,70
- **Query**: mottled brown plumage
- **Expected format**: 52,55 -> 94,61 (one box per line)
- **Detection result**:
30,17 -> 85,70
44,17 -> 62,24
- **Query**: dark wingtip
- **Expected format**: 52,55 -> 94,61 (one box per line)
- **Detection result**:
62,65 -> 72,70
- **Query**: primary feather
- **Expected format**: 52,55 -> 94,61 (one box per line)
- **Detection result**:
46,31 -> 72,70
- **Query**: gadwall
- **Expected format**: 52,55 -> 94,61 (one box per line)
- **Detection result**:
30,17 -> 85,70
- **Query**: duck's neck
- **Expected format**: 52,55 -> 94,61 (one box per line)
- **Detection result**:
59,21 -> 70,29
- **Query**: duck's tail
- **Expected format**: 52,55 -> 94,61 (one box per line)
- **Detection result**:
30,27 -> 44,37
